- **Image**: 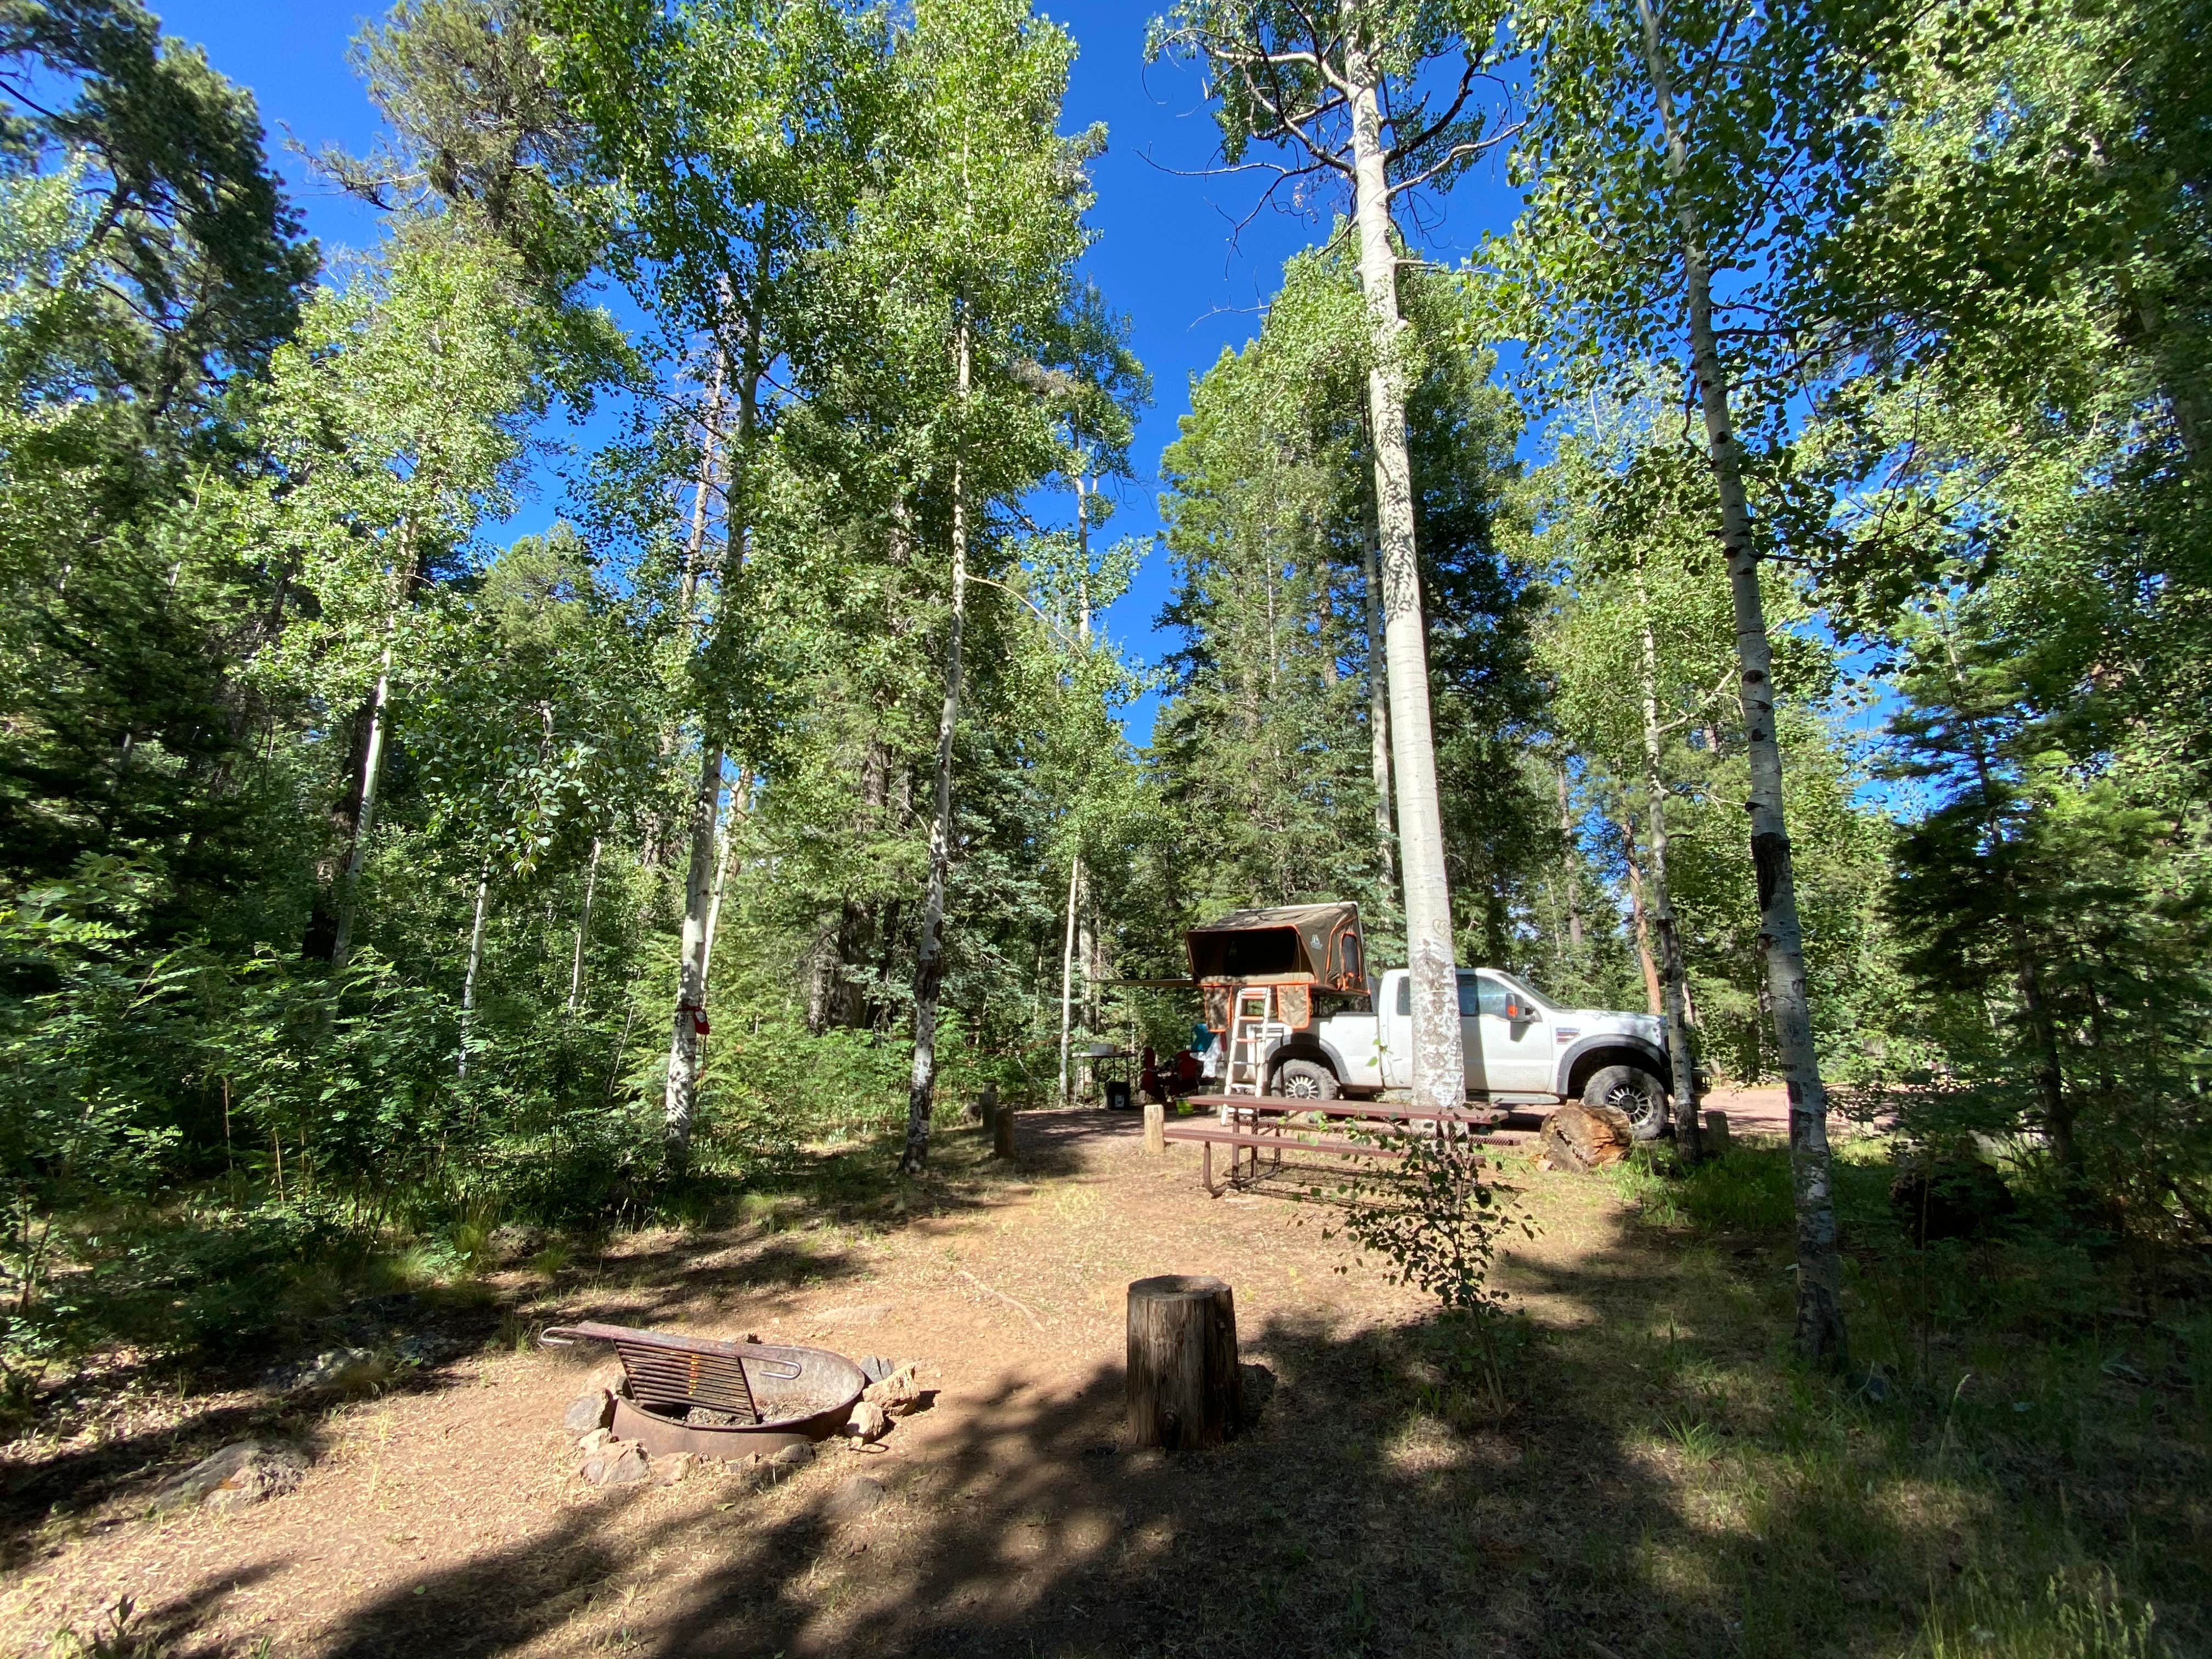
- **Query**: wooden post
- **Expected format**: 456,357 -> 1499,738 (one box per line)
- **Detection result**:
1702,1109 -> 1733,1156
993,1096 -> 1016,1160
1126,1275 -> 1242,1450
1142,1098 -> 1165,1155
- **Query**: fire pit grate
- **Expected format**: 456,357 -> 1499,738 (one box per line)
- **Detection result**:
541,1321 -> 865,1459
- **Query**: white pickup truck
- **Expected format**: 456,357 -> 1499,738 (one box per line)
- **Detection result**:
1256,966 -> 1677,1139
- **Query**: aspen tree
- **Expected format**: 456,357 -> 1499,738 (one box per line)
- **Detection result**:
1152,0 -> 1516,1109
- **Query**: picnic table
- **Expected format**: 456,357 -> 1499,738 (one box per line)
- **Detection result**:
1162,1093 -> 1528,1195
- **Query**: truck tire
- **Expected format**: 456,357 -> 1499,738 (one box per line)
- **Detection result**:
1584,1064 -> 1667,1141
1271,1058 -> 1340,1102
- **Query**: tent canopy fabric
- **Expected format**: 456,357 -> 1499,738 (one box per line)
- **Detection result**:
1184,901 -> 1365,992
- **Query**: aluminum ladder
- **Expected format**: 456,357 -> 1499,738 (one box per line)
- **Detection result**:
1219,984 -> 1290,1118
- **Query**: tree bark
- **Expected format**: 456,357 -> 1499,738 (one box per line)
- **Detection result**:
1556,762 -> 1583,952
1622,820 -> 1664,1016
1125,1275 -> 1242,1450
1637,0 -> 1845,1363
664,740 -> 721,1162
458,854 -> 490,1079
1361,455 -> 1397,896
900,315 -> 972,1176
678,346 -> 726,616
663,303 -> 759,1166
701,775 -> 744,990
330,520 -> 420,972
1345,22 -> 1464,1110
1638,567 -> 1703,1161
566,834 -> 601,1017
1058,851 -> 1081,1105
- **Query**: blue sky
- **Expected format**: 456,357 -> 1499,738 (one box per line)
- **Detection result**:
150,1 -> 1529,743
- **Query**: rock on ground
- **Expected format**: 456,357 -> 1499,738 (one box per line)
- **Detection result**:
582,1446 -> 650,1488
843,1402 -> 889,1443
157,1442 -> 307,1514
861,1363 -> 923,1415
563,1389 -> 615,1432
651,1452 -> 698,1486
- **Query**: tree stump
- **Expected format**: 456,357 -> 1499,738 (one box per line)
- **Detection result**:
1126,1275 -> 1242,1450
1142,1098 -> 1165,1155
1702,1110 -> 1733,1155
1538,1101 -> 1634,1171
992,1096 -> 1017,1160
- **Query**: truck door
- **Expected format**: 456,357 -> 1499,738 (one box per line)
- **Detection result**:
1471,972 -> 1553,1094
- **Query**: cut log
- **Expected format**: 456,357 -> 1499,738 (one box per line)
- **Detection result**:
1142,1098 -> 1165,1155
1702,1110 -> 1733,1155
992,1097 -> 1016,1159
1126,1274 -> 1242,1450
1539,1101 -> 1635,1172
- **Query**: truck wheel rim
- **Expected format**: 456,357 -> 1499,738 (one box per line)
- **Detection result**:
1606,1082 -> 1659,1128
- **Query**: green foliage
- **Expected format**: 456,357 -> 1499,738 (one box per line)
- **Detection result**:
1327,1135 -> 1531,1319
1152,246 -> 1540,960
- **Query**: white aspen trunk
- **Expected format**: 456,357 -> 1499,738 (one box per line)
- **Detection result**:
458,855 -> 490,1079
900,315 -> 972,1176
1622,822 -> 1664,1015
702,772 -> 746,989
1363,486 -> 1396,894
330,521 -> 420,972
1077,900 -> 1098,1067
1637,0 -> 1845,1362
662,308 -> 758,1166
1345,24 -> 1463,1110
678,347 -> 726,616
664,741 -> 721,1159
566,835 -> 602,1016
329,641 -> 393,973
1057,852 -> 1081,1105
1638,569 -> 1703,1160
1557,764 -> 1583,952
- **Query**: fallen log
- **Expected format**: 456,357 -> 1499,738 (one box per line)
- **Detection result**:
1538,1101 -> 1635,1172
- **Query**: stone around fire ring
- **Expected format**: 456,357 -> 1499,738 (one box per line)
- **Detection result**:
563,1389 -> 615,1433
583,1446 -> 650,1488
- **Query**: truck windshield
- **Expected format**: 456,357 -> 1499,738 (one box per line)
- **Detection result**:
1493,972 -> 1558,1013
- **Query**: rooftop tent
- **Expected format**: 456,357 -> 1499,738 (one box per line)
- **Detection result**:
1184,902 -> 1365,992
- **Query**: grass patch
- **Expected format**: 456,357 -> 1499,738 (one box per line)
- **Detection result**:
1571,1137 -> 2209,1656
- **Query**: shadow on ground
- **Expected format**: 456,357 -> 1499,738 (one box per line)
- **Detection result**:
0,1115 -> 1090,1570
62,1133 -> 2212,1658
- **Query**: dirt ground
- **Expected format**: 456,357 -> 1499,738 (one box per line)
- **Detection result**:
0,1103 -> 2061,1658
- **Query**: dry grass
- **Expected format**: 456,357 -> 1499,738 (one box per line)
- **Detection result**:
0,1113 -> 2204,1658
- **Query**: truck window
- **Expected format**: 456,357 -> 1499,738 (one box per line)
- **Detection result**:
1396,973 -> 1510,1018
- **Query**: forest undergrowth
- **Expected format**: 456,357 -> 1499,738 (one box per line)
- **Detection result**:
1594,1141 -> 2210,1658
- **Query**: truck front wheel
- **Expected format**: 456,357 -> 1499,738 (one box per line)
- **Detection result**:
1272,1059 -> 1340,1102
1584,1064 -> 1667,1141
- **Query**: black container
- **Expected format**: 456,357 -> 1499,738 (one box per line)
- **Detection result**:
1104,1079 -> 1133,1112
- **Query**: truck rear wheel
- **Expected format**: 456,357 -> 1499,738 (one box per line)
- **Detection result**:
1584,1064 -> 1667,1141
1271,1059 -> 1340,1102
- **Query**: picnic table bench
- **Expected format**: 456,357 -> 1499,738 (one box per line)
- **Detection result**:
1163,1094 -> 1528,1195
